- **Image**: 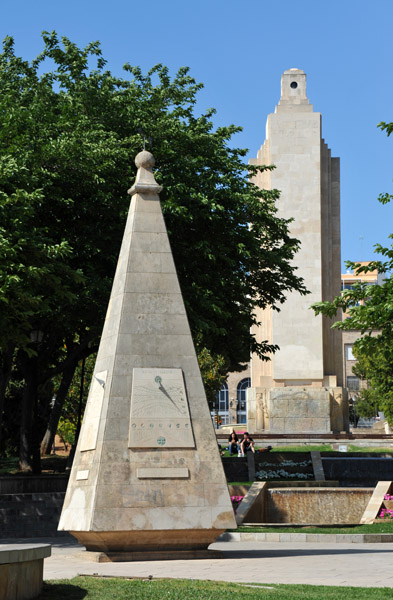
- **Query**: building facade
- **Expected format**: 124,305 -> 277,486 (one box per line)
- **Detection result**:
213,368 -> 251,426
341,262 -> 383,422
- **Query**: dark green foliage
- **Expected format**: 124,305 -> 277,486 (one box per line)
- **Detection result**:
0,32 -> 306,463
0,31 -> 305,367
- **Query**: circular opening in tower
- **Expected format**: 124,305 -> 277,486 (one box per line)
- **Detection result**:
290,81 -> 298,89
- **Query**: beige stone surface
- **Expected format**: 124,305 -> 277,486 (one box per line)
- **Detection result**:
310,451 -> 325,481
137,467 -> 189,478
129,367 -> 194,448
0,544 -> 51,600
265,487 -> 372,524
235,482 -> 267,525
360,481 -> 392,524
79,371 -> 106,451
267,387 -> 331,433
58,151 -> 236,552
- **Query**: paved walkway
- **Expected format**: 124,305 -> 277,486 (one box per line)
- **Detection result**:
4,536 -> 393,588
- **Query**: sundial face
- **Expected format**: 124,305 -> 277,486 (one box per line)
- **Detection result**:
128,368 -> 195,448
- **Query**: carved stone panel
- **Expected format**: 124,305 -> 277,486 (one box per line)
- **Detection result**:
129,367 -> 195,448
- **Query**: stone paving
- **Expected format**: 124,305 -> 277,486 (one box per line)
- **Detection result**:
4,537 -> 393,588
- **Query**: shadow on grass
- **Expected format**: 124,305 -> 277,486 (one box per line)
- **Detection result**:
39,582 -> 87,599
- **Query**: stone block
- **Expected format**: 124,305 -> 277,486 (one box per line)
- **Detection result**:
121,313 -> 189,336
0,545 -> 51,600
132,211 -> 167,233
287,398 -> 307,417
310,418 -> 330,432
268,417 -> 285,432
269,396 -> 288,418
126,272 -> 179,294
130,231 -> 171,253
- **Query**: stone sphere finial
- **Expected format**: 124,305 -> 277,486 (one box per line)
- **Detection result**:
135,150 -> 155,170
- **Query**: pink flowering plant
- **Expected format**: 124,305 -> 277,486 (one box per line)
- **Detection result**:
378,508 -> 393,519
231,495 -> 244,513
377,493 -> 393,519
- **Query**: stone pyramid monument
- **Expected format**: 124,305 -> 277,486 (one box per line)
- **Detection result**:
58,150 -> 236,559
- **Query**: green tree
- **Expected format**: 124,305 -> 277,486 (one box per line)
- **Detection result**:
197,347 -> 227,409
0,32 -> 307,469
350,346 -> 380,419
312,121 -> 393,425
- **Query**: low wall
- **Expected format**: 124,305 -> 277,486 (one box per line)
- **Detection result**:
222,457 -> 249,482
0,475 -> 68,495
0,493 -> 66,538
265,487 -> 372,524
322,457 -> 393,486
236,482 -> 374,525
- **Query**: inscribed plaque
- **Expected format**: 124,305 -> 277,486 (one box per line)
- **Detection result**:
129,368 -> 195,448
137,467 -> 189,478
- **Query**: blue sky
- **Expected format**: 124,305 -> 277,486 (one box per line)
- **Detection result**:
2,0 -> 392,270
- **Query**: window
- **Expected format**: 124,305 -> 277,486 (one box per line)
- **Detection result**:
345,345 -> 355,360
211,383 -> 229,427
237,378 -> 250,424
342,283 -> 355,291
347,376 -> 360,391
218,383 -> 228,412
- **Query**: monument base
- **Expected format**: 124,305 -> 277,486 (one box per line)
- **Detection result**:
70,529 -> 226,557
80,548 -> 224,562
247,386 -> 349,434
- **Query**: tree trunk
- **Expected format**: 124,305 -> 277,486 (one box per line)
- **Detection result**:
0,344 -> 15,454
19,357 -> 36,472
40,360 -> 78,456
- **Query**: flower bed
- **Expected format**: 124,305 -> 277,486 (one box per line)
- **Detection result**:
255,458 -> 313,481
255,469 -> 313,480
377,494 -> 393,519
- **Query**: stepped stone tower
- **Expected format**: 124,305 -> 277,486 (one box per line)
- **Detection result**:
247,69 -> 348,434
58,151 -> 236,559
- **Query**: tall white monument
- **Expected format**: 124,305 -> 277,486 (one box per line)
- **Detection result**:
247,69 -> 348,434
58,151 -> 236,560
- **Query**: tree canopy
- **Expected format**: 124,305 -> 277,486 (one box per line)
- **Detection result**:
0,32 -> 307,468
312,121 -> 393,425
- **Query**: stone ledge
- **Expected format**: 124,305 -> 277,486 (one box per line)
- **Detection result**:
0,544 -> 51,600
0,543 -> 51,565
218,532 -> 393,544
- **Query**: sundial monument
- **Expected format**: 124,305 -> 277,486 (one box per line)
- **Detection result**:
58,151 -> 236,559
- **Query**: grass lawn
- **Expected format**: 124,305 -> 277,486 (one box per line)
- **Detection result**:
348,445 -> 393,453
39,577 -> 393,599
233,521 -> 393,534
270,445 -> 334,453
